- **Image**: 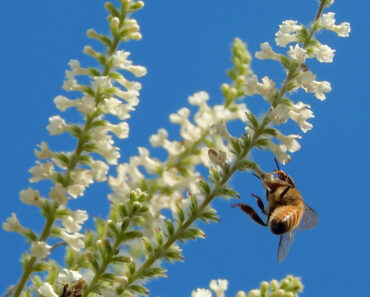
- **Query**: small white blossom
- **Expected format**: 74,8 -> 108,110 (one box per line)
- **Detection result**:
2,213 -> 28,234
296,71 -> 331,100
319,12 -> 350,37
39,283 -> 58,297
106,122 -> 130,139
150,128 -> 168,147
47,115 -> 68,135
49,183 -> 69,205
101,97 -> 134,120
210,279 -> 228,297
127,65 -> 147,77
275,20 -> 302,47
255,42 -> 281,61
30,241 -> 51,259
275,132 -> 301,153
312,44 -> 335,63
130,147 -> 161,174
60,231 -> 85,251
288,102 -> 314,132
191,289 -> 212,297
77,95 -> 96,114
29,161 -> 55,182
20,187 -> 43,206
244,75 -> 276,98
89,159 -> 109,182
92,76 -> 113,91
34,141 -> 54,159
188,91 -> 210,106
210,121 -> 234,142
62,210 -> 88,233
112,50 -> 132,69
67,170 -> 94,198
54,95 -> 77,111
267,141 -> 291,164
57,268 -> 82,283
287,44 -> 307,64
94,134 -> 121,165
115,89 -> 140,105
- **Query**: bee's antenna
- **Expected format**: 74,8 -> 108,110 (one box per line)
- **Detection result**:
274,158 -> 280,171
252,173 -> 261,179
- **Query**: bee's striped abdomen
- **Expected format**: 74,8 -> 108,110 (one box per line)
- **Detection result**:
268,205 -> 303,235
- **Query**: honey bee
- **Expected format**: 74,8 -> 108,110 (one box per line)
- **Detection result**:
232,160 -> 318,262
59,279 -> 86,297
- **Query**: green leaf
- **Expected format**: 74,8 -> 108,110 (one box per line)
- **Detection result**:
237,159 -> 257,171
33,262 -> 50,272
176,204 -> 185,223
112,255 -> 132,264
246,113 -> 259,129
165,219 -> 174,236
56,154 -> 70,167
70,125 -> 82,138
256,138 -> 269,147
198,179 -> 211,196
128,285 -> 149,295
122,230 -> 143,241
140,267 -> 167,279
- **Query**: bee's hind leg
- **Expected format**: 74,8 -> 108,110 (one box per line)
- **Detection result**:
251,193 -> 266,214
231,203 -> 267,227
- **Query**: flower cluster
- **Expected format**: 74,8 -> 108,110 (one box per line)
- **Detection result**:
191,276 -> 303,297
3,2 -> 146,297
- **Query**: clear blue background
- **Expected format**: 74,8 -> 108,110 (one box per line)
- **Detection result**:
0,1 -> 369,297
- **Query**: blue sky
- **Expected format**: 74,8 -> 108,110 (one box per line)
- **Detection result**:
0,1 -> 369,297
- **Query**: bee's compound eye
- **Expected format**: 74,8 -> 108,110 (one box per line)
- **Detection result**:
269,219 -> 289,235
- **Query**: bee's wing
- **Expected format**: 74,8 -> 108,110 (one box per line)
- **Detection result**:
297,203 -> 318,231
278,228 -> 297,262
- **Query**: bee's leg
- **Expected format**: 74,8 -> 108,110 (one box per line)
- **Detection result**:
231,203 -> 267,226
251,193 -> 265,213
279,186 -> 291,199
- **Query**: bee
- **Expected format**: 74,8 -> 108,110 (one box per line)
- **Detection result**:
59,279 -> 86,297
232,160 -> 318,262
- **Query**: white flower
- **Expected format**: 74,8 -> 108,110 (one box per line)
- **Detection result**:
150,129 -> 168,147
94,134 -> 120,165
39,283 -> 58,297
274,20 -> 302,47
269,104 -> 290,125
311,80 -> 331,100
112,50 -> 132,69
67,170 -> 94,198
29,161 -> 55,182
92,76 -> 113,91
210,121 -> 234,142
319,12 -> 350,37
127,65 -> 147,77
60,231 -> 85,251
130,147 -> 161,174
288,102 -> 314,133
210,279 -> 228,297
62,210 -> 88,233
188,91 -> 210,106
275,132 -> 301,152
244,75 -> 276,98
2,213 -> 28,234
89,160 -> 109,182
313,44 -> 335,63
34,141 -> 54,159
30,241 -> 51,259
295,71 -> 331,100
106,122 -> 130,139
54,95 -> 77,111
77,95 -> 96,114
101,97 -> 134,120
191,289 -> 212,297
20,187 -> 43,206
57,268 -> 83,283
255,42 -> 281,61
266,141 -> 290,164
115,89 -> 140,105
49,183 -> 69,205
287,44 -> 307,64
47,115 -> 68,135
